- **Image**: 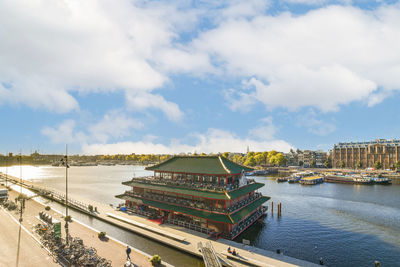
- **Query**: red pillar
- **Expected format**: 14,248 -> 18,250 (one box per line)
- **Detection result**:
224,200 -> 226,209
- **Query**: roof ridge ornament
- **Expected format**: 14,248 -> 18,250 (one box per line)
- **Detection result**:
218,156 -> 231,174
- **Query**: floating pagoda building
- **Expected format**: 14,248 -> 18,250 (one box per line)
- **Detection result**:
116,156 -> 269,240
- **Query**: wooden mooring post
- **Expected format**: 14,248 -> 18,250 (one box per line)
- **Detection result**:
277,202 -> 282,217
271,201 -> 274,215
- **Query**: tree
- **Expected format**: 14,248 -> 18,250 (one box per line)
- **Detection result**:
310,159 -> 316,168
267,150 -> 278,159
299,161 -> 304,167
374,161 -> 382,170
222,152 -> 229,159
254,154 -> 265,166
244,156 -> 256,166
275,153 -> 287,166
324,159 -> 332,168
339,161 -> 345,168
269,153 -> 287,166
247,151 -> 255,158
355,161 -> 362,169
395,161 -> 400,170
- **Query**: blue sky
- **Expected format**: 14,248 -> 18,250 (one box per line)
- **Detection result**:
1,0 -> 400,155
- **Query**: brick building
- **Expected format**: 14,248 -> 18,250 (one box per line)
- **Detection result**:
332,139 -> 400,169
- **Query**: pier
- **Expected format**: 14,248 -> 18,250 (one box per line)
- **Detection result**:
0,173 -> 319,267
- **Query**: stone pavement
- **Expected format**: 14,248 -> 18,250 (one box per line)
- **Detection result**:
6,189 -> 154,267
0,208 -> 58,267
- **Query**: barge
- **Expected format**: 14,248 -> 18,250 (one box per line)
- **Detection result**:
299,176 -> 324,185
324,174 -> 374,185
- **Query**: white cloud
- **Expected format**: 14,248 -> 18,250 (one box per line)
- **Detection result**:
42,111 -> 143,144
297,109 -> 336,136
283,0 -> 327,5
88,110 -> 143,143
82,128 -> 293,155
249,116 -> 277,140
0,0 -> 199,120
220,0 -> 270,19
193,4 -> 400,111
41,120 -> 86,144
126,92 -> 184,122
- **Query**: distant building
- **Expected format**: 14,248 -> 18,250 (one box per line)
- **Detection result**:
284,151 -> 298,166
332,139 -> 400,169
297,150 -> 327,167
315,150 -> 327,167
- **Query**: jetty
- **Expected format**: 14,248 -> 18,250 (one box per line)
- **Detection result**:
0,172 -> 319,267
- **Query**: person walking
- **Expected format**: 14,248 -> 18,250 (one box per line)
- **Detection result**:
126,245 -> 132,261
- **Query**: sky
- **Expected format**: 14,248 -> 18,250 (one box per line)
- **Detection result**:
1,0 -> 400,155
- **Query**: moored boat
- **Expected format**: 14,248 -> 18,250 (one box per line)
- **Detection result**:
276,177 -> 288,183
299,176 -> 324,185
352,176 -> 374,184
372,177 -> 392,184
324,174 -> 374,184
288,175 -> 301,183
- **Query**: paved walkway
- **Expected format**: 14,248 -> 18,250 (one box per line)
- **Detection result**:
6,189 -> 154,267
0,208 -> 58,267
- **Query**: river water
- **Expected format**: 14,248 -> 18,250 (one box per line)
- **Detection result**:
1,165 -> 399,267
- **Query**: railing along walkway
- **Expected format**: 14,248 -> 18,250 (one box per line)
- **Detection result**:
0,173 -> 93,214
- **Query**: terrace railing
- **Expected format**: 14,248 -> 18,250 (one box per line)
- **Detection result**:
124,190 -> 263,215
228,208 -> 265,239
167,219 -> 211,234
129,176 -> 257,193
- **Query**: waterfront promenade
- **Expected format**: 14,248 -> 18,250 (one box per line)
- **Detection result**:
0,207 -> 58,267
1,173 -> 319,267
4,188 -> 156,267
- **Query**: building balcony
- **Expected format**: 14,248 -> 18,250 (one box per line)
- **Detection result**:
228,207 -> 266,239
125,176 -> 257,193
122,190 -> 264,215
166,219 -> 212,235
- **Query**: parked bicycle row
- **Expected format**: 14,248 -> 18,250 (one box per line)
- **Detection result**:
35,222 -> 112,267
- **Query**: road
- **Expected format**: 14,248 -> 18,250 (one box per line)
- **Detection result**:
0,208 -> 58,267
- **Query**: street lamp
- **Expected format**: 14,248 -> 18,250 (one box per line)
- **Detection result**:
60,145 -> 70,245
15,152 -> 23,267
5,151 -> 8,188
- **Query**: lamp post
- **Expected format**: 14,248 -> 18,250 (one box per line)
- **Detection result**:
60,144 -> 70,245
5,151 -> 8,188
15,152 -> 23,267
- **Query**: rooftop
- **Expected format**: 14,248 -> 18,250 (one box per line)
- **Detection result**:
335,139 -> 400,148
145,156 -> 253,175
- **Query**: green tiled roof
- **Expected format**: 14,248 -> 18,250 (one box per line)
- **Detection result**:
122,180 -> 264,200
231,196 -> 270,223
116,194 -> 270,224
228,183 -> 264,199
145,156 -> 253,175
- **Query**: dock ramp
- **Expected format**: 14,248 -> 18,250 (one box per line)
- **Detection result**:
198,242 -> 228,267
